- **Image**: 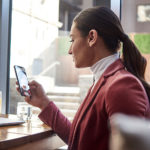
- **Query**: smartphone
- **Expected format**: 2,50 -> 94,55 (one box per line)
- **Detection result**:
14,65 -> 31,97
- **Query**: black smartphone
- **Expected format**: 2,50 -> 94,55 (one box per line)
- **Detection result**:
14,65 -> 31,96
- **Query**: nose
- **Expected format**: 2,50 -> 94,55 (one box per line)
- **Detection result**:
68,46 -> 72,55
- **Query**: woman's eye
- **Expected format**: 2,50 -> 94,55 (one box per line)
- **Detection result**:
69,39 -> 74,42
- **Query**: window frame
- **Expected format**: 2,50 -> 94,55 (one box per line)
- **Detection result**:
0,0 -> 12,114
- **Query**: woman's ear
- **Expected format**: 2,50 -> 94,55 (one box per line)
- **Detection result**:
88,29 -> 98,47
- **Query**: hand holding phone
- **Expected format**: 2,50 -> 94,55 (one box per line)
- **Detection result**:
14,65 -> 31,97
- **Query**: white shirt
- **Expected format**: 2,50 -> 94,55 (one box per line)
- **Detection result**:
90,53 -> 119,88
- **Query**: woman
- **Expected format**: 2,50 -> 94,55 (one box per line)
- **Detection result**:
18,6 -> 150,150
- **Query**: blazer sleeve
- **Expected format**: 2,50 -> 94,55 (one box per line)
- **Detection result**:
105,74 -> 149,118
38,101 -> 71,144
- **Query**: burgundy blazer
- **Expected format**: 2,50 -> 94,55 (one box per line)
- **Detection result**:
39,59 -> 150,150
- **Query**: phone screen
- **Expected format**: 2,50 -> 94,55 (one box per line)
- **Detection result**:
14,65 -> 30,96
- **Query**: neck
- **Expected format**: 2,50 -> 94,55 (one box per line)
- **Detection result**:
92,47 -> 115,66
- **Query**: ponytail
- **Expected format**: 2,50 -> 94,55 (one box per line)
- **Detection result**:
121,34 -> 150,101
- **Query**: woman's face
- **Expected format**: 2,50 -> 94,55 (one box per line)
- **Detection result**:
68,22 -> 95,68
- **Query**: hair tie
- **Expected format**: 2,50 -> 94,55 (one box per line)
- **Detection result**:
122,34 -> 129,42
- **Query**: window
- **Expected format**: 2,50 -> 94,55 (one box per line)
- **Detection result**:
10,0 -> 62,114
137,4 -> 150,22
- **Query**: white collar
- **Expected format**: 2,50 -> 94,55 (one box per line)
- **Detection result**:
90,53 -> 119,84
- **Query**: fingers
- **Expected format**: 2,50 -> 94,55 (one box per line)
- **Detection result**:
28,80 -> 40,86
28,80 -> 43,93
16,82 -> 20,93
24,96 -> 31,104
15,81 -> 19,90
16,80 -> 40,88
22,85 -> 26,89
16,86 -> 20,92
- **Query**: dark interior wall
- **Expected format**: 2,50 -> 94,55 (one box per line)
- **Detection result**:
93,0 -> 110,7
122,0 -> 150,33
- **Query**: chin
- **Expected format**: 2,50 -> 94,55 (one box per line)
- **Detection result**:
75,64 -> 80,68
74,61 -> 88,68
74,62 -> 81,68
75,63 -> 87,68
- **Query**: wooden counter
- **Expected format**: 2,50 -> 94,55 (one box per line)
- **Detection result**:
0,114 -> 65,150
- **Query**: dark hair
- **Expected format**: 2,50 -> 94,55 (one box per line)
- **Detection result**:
73,6 -> 150,101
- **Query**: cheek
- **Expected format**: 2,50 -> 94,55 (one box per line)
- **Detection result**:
72,42 -> 80,55
72,39 -> 88,58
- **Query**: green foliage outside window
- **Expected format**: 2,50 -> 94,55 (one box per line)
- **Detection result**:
134,34 -> 150,54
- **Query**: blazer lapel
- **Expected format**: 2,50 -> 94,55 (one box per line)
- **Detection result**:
77,76 -> 106,124
69,76 -> 106,150
68,86 -> 93,145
